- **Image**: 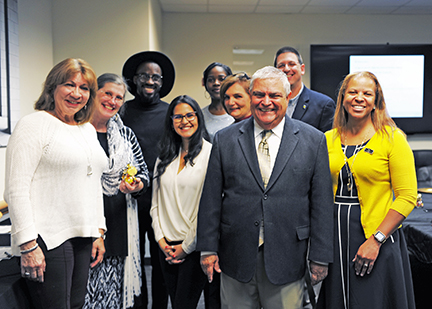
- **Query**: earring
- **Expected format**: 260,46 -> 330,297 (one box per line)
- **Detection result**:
204,89 -> 210,100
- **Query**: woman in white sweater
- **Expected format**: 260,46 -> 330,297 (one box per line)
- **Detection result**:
4,58 -> 107,309
151,95 -> 211,308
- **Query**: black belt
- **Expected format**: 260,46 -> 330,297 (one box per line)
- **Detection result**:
335,196 -> 359,203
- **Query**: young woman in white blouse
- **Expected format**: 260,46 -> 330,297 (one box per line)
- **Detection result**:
151,95 -> 211,308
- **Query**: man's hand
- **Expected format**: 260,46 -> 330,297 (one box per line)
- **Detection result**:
200,254 -> 221,283
309,261 -> 328,285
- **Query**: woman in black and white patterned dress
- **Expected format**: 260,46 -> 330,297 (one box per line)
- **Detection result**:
84,73 -> 150,309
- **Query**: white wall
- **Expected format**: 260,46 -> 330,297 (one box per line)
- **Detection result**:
0,0 -> 54,197
52,0 -> 151,84
162,13 -> 432,105
2,6 -> 432,197
1,0 -> 161,197
161,12 -> 432,148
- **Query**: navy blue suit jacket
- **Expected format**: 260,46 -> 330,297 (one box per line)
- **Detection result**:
292,86 -> 336,133
196,117 -> 334,285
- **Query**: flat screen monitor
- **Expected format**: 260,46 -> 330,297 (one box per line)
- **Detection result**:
310,44 -> 432,134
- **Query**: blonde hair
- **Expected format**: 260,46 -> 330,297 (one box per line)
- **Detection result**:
35,58 -> 98,123
333,71 -> 398,137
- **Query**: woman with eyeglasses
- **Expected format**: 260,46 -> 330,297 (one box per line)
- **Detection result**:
201,62 -> 234,141
83,73 -> 150,309
220,73 -> 252,123
150,95 -> 211,308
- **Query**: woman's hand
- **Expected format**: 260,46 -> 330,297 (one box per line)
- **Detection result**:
352,236 -> 381,276
166,244 -> 187,264
20,241 -> 46,282
90,236 -> 106,268
158,239 -> 186,264
119,178 -> 143,194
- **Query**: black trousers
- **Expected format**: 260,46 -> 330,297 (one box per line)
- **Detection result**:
25,237 -> 93,309
158,245 -> 207,309
138,205 -> 168,309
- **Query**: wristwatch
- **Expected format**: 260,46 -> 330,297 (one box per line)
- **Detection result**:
100,233 -> 106,240
373,230 -> 386,244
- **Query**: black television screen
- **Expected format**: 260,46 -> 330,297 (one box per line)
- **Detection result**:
310,44 -> 432,134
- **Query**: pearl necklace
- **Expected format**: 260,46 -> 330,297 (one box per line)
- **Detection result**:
342,126 -> 372,192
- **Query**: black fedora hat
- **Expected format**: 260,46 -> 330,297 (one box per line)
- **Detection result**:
122,51 -> 175,98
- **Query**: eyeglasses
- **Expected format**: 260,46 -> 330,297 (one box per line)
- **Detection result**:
100,91 -> 124,103
171,111 -> 197,122
276,62 -> 300,70
233,72 -> 251,80
135,73 -> 163,83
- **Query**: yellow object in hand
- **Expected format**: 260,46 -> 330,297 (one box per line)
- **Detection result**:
122,164 -> 137,184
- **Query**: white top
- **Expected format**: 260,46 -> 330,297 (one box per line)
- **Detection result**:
202,105 -> 234,142
4,111 -> 107,255
150,140 -> 212,254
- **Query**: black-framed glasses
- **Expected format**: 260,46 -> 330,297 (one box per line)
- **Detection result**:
171,111 -> 197,122
233,72 -> 251,80
135,73 -> 163,83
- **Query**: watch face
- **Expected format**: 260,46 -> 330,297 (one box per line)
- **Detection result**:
374,231 -> 386,243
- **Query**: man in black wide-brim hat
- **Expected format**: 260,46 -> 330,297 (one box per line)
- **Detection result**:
121,51 -> 175,309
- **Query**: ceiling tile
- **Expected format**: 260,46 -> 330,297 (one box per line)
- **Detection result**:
209,5 -> 256,13
255,5 -> 304,13
302,6 -> 352,14
356,0 -> 411,6
209,0 -> 259,5
258,0 -> 309,5
307,0 -> 358,5
159,0 -> 206,4
161,3 -> 207,13
392,6 -> 432,14
346,6 -> 399,14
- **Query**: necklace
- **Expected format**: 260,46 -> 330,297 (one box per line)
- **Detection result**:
65,123 -> 93,176
342,126 -> 372,192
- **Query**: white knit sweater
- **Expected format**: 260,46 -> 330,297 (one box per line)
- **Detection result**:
4,111 -> 107,255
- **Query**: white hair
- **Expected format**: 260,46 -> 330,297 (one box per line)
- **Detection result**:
250,66 -> 291,96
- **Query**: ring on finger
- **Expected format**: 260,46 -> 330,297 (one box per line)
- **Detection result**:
364,264 -> 368,267
24,272 -> 30,277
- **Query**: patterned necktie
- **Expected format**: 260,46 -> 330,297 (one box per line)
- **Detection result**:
257,130 -> 272,188
257,130 -> 272,247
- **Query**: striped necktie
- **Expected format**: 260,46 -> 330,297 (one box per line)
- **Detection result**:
257,130 -> 272,188
257,130 -> 272,246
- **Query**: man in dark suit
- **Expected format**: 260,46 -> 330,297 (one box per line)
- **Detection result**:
274,46 -> 336,132
196,66 -> 334,308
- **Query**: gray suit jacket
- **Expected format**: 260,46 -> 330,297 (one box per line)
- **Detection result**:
196,116 -> 334,285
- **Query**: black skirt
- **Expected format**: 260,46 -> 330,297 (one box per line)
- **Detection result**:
317,199 -> 416,309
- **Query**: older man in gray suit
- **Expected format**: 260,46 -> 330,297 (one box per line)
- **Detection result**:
196,66 -> 334,308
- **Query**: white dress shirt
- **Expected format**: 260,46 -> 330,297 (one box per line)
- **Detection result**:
253,117 -> 286,173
